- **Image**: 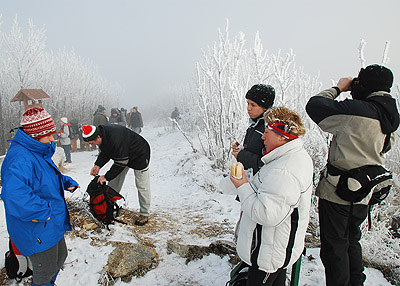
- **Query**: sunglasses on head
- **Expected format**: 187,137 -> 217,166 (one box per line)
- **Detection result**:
265,122 -> 298,140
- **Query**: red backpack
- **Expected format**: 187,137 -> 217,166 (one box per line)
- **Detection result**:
86,176 -> 126,228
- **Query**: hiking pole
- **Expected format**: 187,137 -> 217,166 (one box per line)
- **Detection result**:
290,248 -> 306,286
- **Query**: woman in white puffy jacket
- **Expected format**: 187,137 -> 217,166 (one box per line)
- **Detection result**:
231,107 -> 313,286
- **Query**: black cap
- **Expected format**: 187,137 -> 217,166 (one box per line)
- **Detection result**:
352,64 -> 393,99
245,84 -> 275,109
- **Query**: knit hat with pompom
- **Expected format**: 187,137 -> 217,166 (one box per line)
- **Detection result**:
20,107 -> 57,139
82,125 -> 100,142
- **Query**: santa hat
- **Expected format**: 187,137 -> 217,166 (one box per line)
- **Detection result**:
82,125 -> 100,142
20,107 -> 57,139
60,117 -> 68,124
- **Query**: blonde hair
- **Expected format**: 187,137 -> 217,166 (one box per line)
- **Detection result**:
264,106 -> 306,137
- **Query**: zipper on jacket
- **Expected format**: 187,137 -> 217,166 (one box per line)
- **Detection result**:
263,272 -> 270,284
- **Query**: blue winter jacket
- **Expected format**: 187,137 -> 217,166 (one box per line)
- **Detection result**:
0,129 -> 75,257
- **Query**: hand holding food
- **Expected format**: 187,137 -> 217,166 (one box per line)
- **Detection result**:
230,162 -> 244,179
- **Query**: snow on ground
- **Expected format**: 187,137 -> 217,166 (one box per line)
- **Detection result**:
0,121 -> 393,285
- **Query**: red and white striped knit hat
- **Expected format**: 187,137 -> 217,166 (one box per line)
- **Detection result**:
20,107 -> 57,139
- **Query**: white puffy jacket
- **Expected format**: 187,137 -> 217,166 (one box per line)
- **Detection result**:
236,138 -> 313,273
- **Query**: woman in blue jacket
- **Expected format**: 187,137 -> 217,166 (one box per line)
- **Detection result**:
1,107 -> 79,286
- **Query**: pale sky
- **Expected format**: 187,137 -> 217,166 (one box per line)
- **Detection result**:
2,0 -> 400,110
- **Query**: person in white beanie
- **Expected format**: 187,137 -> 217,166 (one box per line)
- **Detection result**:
58,117 -> 72,163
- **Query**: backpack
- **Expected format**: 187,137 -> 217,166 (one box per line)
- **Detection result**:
86,176 -> 126,228
4,238 -> 33,282
225,261 -> 248,286
335,164 -> 393,205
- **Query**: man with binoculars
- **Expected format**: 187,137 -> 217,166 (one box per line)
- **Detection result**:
306,64 -> 399,286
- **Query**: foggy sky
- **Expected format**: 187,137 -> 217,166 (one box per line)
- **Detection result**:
2,0 -> 400,111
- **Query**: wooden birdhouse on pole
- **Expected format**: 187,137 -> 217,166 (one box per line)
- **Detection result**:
11,89 -> 50,111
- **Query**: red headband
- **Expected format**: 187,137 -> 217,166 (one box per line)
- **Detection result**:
266,122 -> 298,140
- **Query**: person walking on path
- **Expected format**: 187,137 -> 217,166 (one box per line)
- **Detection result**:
82,124 -> 151,226
1,107 -> 80,286
128,106 -> 144,134
306,64 -> 400,285
170,107 -> 180,129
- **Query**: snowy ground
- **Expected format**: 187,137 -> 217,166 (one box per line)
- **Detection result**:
0,121 -> 393,285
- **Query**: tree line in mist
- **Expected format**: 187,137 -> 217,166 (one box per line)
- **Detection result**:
0,16 -> 123,155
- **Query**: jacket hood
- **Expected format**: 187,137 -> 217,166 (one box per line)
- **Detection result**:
110,108 -> 120,116
366,92 -> 400,134
12,128 -> 56,157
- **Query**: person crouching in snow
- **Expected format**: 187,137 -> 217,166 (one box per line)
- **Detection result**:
82,124 -> 151,226
0,107 -> 80,286
230,107 -> 313,285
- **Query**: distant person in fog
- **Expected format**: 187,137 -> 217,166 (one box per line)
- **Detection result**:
93,105 -> 108,126
128,106 -> 143,134
109,108 -> 126,126
170,107 -> 180,129
58,117 -> 72,163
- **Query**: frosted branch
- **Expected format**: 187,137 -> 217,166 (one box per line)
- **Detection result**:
381,41 -> 390,66
358,39 -> 366,68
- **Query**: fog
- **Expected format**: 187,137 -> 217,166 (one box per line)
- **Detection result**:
2,0 -> 400,112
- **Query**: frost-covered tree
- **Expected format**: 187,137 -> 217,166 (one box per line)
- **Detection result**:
0,16 -> 123,155
195,21 -> 249,167
193,21 -> 321,168
4,16 -> 46,89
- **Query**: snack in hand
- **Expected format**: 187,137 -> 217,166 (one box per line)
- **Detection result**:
232,141 -> 244,150
232,141 -> 240,148
230,162 -> 244,179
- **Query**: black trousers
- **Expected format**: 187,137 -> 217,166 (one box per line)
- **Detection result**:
319,199 -> 368,286
246,265 -> 286,286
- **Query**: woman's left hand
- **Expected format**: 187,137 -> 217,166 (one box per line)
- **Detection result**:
230,169 -> 248,188
67,185 -> 80,192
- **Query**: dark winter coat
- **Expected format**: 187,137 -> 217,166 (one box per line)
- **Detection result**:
236,114 -> 265,175
95,124 -> 151,181
93,110 -> 108,126
171,108 -> 180,120
306,88 -> 399,205
129,111 -> 143,128
0,129 -> 76,256
109,108 -> 126,126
